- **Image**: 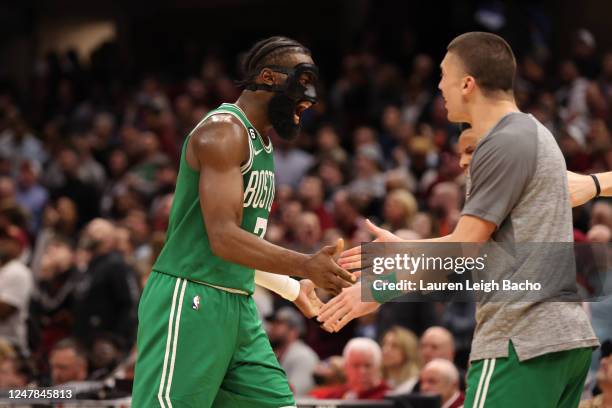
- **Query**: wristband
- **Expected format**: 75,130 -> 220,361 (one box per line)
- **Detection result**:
254,270 -> 301,301
591,174 -> 601,197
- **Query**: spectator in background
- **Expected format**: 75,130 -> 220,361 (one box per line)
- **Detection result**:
30,237 -> 78,359
126,131 -> 170,199
381,326 -> 421,395
276,199 -> 303,245
29,197 -> 78,273
48,147 -> 99,229
420,359 -> 464,408
71,134 -> 107,192
90,112 -> 118,173
291,212 -> 323,254
173,94 -> 197,141
383,189 -> 418,231
315,125 -> 348,164
428,182 -> 462,237
0,338 -> 15,362
312,355 -> 346,389
585,226 -> 612,376
401,55 -> 436,125
0,177 -> 16,207
140,101 -> 179,163
120,209 -> 152,266
267,307 -> 319,397
599,52 -> 612,108
48,338 -> 87,385
150,193 -> 173,233
316,156 -> 346,199
89,334 -> 125,380
100,149 -> 130,217
332,190 -> 365,243
378,105 -> 405,160
0,354 -> 34,388
352,126 -> 381,152
72,219 -> 139,349
298,176 -> 335,231
410,212 -> 435,239
274,137 -> 314,189
0,112 -> 47,170
15,160 -> 48,234
439,303 -> 476,370
385,168 -> 417,195
310,337 -> 389,400
419,326 -> 455,365
572,29 -> 599,80
0,226 -> 33,355
590,202 -> 612,230
556,59 -> 606,146
580,340 -> 612,408
349,145 -> 386,201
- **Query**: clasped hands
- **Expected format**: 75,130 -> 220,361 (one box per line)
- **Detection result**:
293,219 -> 402,333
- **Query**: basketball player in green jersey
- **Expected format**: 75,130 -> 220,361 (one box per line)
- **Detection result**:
131,36 -> 355,408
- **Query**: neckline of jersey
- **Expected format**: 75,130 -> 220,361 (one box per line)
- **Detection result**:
222,103 -> 273,153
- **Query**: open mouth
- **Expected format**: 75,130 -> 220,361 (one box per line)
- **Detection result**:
294,103 -> 310,124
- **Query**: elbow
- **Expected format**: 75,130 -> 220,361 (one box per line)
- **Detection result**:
207,224 -> 233,259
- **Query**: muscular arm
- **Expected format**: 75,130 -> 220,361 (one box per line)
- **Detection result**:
192,116 -> 353,293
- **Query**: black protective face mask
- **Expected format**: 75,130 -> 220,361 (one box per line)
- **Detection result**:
245,63 -> 319,140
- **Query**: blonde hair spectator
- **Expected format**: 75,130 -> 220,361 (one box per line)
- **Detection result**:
381,326 -> 421,395
383,189 -> 418,231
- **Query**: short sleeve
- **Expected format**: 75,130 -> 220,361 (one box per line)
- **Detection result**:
461,130 -> 537,227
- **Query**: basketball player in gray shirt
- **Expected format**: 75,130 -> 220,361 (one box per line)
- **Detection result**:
322,32 -> 600,407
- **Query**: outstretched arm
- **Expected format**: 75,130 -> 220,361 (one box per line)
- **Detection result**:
568,171 -> 612,207
193,115 -> 354,294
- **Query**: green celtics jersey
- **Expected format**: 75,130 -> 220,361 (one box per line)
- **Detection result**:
152,103 -> 275,294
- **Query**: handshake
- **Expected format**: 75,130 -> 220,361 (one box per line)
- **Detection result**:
268,219 -> 396,333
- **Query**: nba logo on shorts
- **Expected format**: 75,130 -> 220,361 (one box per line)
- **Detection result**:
192,295 -> 201,310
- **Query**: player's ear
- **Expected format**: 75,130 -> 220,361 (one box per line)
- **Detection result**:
462,76 -> 476,96
259,67 -> 275,86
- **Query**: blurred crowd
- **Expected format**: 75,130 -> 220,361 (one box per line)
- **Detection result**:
0,25 -> 611,404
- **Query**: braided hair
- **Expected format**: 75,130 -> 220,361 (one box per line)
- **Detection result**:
239,36 -> 311,85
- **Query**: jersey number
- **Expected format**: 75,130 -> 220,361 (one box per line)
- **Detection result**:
254,217 -> 268,239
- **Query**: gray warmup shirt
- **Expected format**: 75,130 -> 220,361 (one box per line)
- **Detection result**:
462,112 -> 599,362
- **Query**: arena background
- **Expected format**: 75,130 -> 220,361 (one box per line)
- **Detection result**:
0,0 -> 611,406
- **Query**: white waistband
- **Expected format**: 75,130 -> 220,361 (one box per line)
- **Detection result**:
194,280 -> 250,296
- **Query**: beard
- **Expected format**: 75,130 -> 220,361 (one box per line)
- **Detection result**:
268,93 -> 301,140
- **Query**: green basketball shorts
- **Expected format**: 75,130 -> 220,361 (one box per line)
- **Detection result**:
464,341 -> 592,408
131,271 -> 295,408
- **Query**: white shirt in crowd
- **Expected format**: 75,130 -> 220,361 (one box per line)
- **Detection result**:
0,259 -> 33,354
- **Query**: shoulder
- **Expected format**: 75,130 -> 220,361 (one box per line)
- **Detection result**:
189,113 -> 249,167
0,260 -> 32,287
475,114 -> 538,162
1,260 -> 31,278
190,113 -> 247,150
